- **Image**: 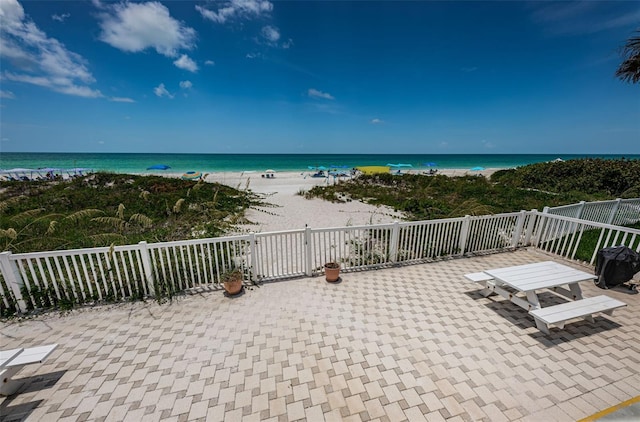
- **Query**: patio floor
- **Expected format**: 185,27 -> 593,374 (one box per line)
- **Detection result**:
1,249 -> 639,421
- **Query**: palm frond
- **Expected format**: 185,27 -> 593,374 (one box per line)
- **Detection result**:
616,30 -> 640,84
0,228 -> 18,240
129,213 -> 153,228
139,190 -> 151,200
116,203 -> 125,219
10,208 -> 45,224
173,198 -> 185,214
92,216 -> 127,231
45,220 -> 58,235
64,209 -> 104,224
0,197 -> 21,213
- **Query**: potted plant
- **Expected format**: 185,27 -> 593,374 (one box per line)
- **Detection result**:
324,261 -> 341,282
221,268 -> 244,295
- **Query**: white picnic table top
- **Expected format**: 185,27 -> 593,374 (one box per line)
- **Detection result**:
0,348 -> 24,369
483,261 -> 596,292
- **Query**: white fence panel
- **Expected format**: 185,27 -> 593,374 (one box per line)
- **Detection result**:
147,236 -> 252,293
531,212 -> 640,264
396,218 -> 464,262
547,198 -> 640,226
255,230 -> 306,280
465,213 -> 521,253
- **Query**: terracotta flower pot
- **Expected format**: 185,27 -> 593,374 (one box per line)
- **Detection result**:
222,269 -> 244,295
324,262 -> 340,282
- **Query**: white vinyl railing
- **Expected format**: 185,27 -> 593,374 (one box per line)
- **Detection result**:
1,199 -> 638,314
544,198 -> 640,226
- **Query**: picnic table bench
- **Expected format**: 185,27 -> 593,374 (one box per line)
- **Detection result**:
1,344 -> 58,396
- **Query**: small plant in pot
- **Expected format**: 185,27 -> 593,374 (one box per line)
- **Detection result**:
221,268 -> 244,295
324,261 -> 341,282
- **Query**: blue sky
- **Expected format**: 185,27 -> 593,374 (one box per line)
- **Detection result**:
0,0 -> 638,154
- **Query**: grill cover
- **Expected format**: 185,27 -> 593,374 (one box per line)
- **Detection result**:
595,246 -> 640,289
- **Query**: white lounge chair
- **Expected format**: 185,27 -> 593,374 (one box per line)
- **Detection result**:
0,344 -> 58,396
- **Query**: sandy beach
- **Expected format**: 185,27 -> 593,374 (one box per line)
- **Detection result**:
184,168 -> 502,233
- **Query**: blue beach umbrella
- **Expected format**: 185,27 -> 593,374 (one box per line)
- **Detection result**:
470,166 -> 486,171
423,162 -> 437,167
386,163 -> 413,168
147,164 -> 171,170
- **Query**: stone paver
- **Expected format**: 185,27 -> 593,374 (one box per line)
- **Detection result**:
1,249 -> 639,421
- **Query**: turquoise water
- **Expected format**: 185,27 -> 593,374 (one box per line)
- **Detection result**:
1,153 -> 638,174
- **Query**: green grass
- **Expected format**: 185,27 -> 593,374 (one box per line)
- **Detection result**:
570,222 -> 640,262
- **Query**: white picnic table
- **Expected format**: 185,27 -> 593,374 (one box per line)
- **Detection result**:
482,261 -> 594,311
467,261 -> 626,334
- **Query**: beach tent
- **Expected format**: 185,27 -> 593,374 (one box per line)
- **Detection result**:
147,164 -> 171,170
357,166 -> 390,175
67,167 -> 94,176
1,168 -> 37,180
386,163 -> 413,168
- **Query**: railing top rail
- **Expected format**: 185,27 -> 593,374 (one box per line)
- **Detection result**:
144,234 -> 252,249
254,228 -> 306,236
310,222 -> 397,232
5,243 -> 141,259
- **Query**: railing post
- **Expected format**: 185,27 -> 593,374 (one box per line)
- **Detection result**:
458,215 -> 471,255
607,198 -> 622,225
576,201 -> 586,219
523,209 -> 538,246
249,233 -> 258,283
389,221 -> 400,263
305,225 -> 313,276
542,206 -> 550,214
138,241 -> 155,296
511,210 -> 527,247
0,251 -> 27,313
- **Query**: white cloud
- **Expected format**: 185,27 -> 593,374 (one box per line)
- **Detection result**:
205,59 -> 215,66
461,67 -> 477,73
98,2 -> 196,57
261,25 -> 280,43
308,88 -> 334,100
282,38 -> 293,49
173,54 -> 198,72
0,90 -> 16,99
245,52 -> 260,59
0,0 -> 102,98
153,83 -> 174,98
530,2 -> 640,36
110,96 -> 135,103
52,13 -> 70,22
370,118 -> 383,125
179,80 -> 192,89
196,0 -> 273,24
481,139 -> 495,149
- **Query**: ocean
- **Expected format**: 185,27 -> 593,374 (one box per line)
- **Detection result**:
1,153 -> 638,174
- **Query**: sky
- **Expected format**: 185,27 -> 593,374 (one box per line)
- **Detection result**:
0,0 -> 639,154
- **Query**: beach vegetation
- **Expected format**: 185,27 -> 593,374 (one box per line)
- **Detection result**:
0,172 -> 262,253
304,158 -> 640,221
